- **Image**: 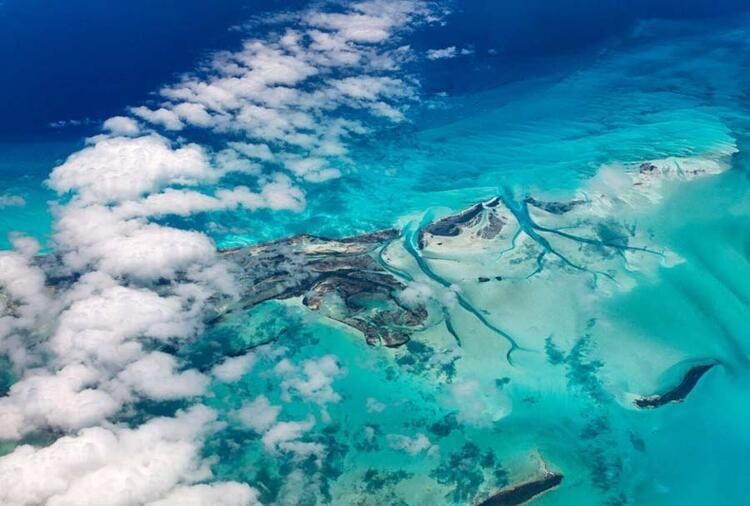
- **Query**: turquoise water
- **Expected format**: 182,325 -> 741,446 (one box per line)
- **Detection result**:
210,15 -> 748,504
1,4 -> 749,506
188,15 -> 749,504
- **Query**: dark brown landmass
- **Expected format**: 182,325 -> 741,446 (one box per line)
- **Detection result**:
222,230 -> 427,347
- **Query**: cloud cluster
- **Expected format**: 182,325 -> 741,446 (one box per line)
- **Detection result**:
0,0 -> 437,503
0,405 -> 260,506
230,353 -> 346,462
234,396 -> 324,461
276,354 -> 343,405
425,46 -> 474,60
129,0 -> 430,183
0,237 -> 52,370
211,352 -> 257,383
48,134 -> 215,204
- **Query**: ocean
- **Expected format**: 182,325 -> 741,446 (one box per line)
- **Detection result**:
0,1 -> 749,504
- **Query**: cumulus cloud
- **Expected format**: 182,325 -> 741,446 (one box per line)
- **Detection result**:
131,106 -> 185,131
212,352 -> 257,382
449,379 -> 511,424
0,405 -> 255,506
235,395 -> 281,433
113,175 -> 305,220
116,352 -> 210,401
48,280 -> 196,365
131,0 -> 434,189
53,207 -> 218,280
0,237 -> 53,371
399,276 -> 458,308
0,364 -> 121,440
306,0 -> 427,43
228,142 -> 274,161
233,395 -> 324,459
74,224 -> 216,280
366,397 -> 386,413
48,134 -> 214,204
261,417 -> 316,454
0,239 -> 50,337
147,483 -> 260,506
276,355 -> 343,405
102,116 -> 141,136
0,1 -> 440,503
0,269 -> 214,439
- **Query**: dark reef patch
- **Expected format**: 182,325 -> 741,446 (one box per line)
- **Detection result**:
428,412 -> 459,437
363,469 -> 412,494
431,442 -> 486,504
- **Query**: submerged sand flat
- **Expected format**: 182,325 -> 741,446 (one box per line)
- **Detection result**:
189,153 -> 745,504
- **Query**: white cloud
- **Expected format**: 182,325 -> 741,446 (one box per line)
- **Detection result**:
48,280 -> 198,366
48,135 -> 214,203
114,174 -> 305,219
283,156 -> 341,182
53,206 -> 218,280
261,417 -> 315,454
0,239 -> 53,372
115,352 -> 209,401
426,46 -> 457,60
0,364 -> 120,439
92,225 -> 216,280
307,0 -> 426,43
147,483 -> 260,506
450,379 -> 511,424
277,355 -> 343,405
212,352 -> 257,382
172,102 -> 215,128
426,46 -> 474,60
399,277 -> 458,308
102,116 -> 141,136
135,0 -> 434,190
235,395 -> 281,433
0,242 -> 50,338
227,142 -> 274,161
131,106 -> 185,131
214,148 -> 258,174
0,405 -> 253,506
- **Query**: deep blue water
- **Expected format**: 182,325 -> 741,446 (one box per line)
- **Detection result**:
0,0 -> 307,141
0,0 -> 747,142
2,0 -> 749,248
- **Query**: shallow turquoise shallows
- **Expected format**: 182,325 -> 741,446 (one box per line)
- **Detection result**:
190,15 -> 749,504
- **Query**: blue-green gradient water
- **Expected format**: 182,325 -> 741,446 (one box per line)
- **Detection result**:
1,2 -> 750,505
